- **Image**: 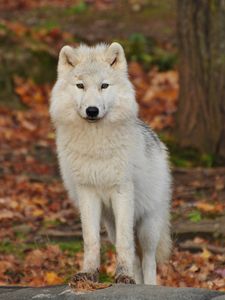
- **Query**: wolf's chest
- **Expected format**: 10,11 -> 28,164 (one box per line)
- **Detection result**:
72,154 -> 124,186
58,129 -> 129,187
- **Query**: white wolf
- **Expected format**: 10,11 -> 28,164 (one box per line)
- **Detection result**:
50,42 -> 171,285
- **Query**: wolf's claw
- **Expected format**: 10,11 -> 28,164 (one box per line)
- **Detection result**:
115,274 -> 136,284
69,270 -> 99,286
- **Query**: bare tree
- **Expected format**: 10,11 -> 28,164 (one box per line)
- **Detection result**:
177,0 -> 225,158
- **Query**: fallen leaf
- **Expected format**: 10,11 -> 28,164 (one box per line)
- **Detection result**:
195,202 -> 222,213
69,280 -> 112,292
32,208 -> 44,217
189,264 -> 199,273
44,271 -> 63,285
200,248 -> 212,260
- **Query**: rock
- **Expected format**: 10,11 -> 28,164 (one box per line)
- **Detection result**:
0,284 -> 224,300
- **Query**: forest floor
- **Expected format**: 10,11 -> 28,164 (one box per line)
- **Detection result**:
0,0 -> 224,292
0,0 -> 176,44
0,65 -> 224,291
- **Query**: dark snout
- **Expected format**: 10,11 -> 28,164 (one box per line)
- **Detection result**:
86,106 -> 99,120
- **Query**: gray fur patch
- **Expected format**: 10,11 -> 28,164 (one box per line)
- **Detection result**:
136,119 -> 161,154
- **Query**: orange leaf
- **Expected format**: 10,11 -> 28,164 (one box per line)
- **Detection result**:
195,202 -> 217,212
44,272 -> 63,285
32,208 -> 44,217
200,248 -> 212,259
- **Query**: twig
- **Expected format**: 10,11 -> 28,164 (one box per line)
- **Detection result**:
179,240 -> 225,254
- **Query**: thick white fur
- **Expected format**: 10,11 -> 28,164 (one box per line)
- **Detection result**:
50,42 -> 172,285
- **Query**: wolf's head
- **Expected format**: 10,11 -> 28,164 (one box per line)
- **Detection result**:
50,43 -> 138,126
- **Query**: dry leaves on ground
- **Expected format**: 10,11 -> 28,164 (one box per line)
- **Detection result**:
0,54 -> 224,290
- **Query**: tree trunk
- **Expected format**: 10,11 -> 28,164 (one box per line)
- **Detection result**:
176,0 -> 225,159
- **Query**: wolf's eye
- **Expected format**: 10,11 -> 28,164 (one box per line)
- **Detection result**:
76,83 -> 84,89
101,83 -> 109,89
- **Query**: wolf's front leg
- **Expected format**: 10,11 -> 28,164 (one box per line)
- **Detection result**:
112,182 -> 135,284
71,186 -> 101,283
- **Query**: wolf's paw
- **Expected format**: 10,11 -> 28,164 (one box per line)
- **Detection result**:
69,270 -> 112,292
115,274 -> 136,284
69,270 -> 99,287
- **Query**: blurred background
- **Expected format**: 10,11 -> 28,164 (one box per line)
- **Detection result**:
0,0 -> 224,290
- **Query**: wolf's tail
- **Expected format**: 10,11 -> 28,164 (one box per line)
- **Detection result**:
156,220 -> 172,263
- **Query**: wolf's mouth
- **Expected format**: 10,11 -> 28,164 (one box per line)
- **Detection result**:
86,117 -> 101,123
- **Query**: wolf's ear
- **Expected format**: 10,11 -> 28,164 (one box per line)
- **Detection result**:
57,45 -> 78,76
105,42 -> 127,71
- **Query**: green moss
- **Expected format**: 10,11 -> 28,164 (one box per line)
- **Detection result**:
14,231 -> 27,240
65,1 -> 88,15
152,48 -> 178,71
58,241 -> 83,255
0,23 -> 7,30
101,243 -> 115,257
0,239 -> 83,261
0,240 -> 37,258
188,210 -> 202,223
160,133 -> 217,167
35,20 -> 60,30
0,240 -> 15,254
99,272 -> 113,283
140,0 -> 176,19
119,33 -> 177,71
42,219 -> 62,229
200,153 -> 214,168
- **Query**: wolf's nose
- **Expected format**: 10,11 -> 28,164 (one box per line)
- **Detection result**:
86,106 -> 99,118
